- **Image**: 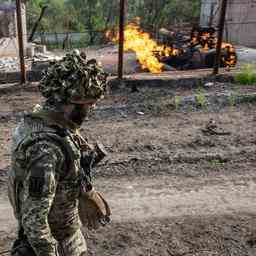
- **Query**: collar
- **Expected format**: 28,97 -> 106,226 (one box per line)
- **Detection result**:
30,108 -> 79,133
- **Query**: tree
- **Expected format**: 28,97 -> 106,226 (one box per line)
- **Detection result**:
28,3 -> 48,41
25,0 -> 201,46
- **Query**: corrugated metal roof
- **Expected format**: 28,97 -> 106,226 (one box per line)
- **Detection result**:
0,3 -> 16,12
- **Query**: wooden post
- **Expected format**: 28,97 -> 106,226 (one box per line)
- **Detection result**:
16,0 -> 26,84
118,0 -> 125,79
213,0 -> 228,75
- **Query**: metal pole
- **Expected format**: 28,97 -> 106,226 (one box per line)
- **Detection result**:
118,0 -> 125,79
213,0 -> 228,75
16,0 -> 26,84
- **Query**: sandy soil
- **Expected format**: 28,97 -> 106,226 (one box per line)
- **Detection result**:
0,82 -> 256,255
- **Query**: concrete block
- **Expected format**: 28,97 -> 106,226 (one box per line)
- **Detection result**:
35,45 -> 47,54
26,45 -> 35,58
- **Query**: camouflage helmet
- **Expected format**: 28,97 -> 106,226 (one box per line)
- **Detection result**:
39,50 -> 108,104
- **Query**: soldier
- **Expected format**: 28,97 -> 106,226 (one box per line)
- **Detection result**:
8,50 -> 111,256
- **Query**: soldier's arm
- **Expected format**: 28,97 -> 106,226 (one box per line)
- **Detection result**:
21,141 -> 64,256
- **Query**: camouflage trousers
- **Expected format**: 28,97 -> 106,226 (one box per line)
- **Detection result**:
57,229 -> 87,256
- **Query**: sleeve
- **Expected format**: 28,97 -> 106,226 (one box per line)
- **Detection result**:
21,140 -> 64,256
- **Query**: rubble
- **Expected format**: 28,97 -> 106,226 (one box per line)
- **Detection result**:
0,57 -> 21,72
0,50 -> 62,73
0,56 -> 32,72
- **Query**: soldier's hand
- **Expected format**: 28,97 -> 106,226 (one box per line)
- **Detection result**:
78,188 -> 111,230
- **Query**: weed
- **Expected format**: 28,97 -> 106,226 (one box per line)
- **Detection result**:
174,96 -> 182,109
235,64 -> 256,85
228,93 -> 237,106
187,105 -> 194,112
208,159 -> 225,167
195,89 -> 207,108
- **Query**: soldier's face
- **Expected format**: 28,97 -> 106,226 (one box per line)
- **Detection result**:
68,101 -> 97,125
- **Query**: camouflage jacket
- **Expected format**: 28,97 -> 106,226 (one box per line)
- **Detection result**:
8,106 -> 88,256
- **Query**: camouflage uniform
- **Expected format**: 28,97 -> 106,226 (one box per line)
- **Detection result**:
8,50 -> 108,256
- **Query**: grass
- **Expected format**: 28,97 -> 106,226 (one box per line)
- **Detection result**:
195,89 -> 207,108
235,64 -> 256,85
174,95 -> 182,109
208,159 -> 226,167
228,93 -> 237,106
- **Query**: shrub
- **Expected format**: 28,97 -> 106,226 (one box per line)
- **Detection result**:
174,95 -> 182,109
195,89 -> 207,108
235,64 -> 256,85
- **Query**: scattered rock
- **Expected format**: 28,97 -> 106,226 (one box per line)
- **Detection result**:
201,118 -> 231,136
204,82 -> 215,88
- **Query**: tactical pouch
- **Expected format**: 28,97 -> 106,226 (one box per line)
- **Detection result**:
78,188 -> 111,230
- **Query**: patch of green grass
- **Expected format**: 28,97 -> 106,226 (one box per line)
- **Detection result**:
174,95 -> 182,109
195,89 -> 207,108
208,159 -> 226,167
228,93 -> 237,106
235,64 -> 256,85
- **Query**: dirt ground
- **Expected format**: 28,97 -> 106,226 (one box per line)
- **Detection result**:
0,81 -> 256,256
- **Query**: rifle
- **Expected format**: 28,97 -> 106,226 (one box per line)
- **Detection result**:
80,142 -> 108,192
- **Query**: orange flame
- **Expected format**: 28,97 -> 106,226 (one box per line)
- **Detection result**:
106,22 -> 237,71
106,23 -> 180,73
191,30 -> 237,67
221,43 -> 237,67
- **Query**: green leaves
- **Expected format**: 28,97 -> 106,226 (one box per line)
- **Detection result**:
235,64 -> 256,85
26,0 -> 200,44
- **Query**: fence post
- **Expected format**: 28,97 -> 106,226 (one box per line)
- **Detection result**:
118,0 -> 126,79
213,0 -> 228,75
16,0 -> 26,84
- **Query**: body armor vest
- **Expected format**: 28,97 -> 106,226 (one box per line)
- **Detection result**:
8,114 -> 84,240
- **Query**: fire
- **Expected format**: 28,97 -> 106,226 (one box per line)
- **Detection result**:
191,28 -> 237,67
106,23 -> 180,73
107,22 -> 237,72
221,43 -> 237,67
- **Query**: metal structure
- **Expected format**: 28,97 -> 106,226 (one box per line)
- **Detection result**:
16,0 -> 26,83
213,0 -> 228,75
118,0 -> 125,79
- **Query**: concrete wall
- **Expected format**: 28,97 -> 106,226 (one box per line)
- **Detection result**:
200,0 -> 219,27
0,3 -> 27,57
200,0 -> 256,48
0,37 -> 19,57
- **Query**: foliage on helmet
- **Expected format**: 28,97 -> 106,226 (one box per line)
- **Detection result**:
39,50 -> 108,103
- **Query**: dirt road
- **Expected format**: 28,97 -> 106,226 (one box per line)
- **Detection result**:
1,172 -> 256,254
2,173 -> 255,226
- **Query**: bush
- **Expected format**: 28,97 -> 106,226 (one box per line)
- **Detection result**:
195,89 -> 207,108
235,64 -> 256,85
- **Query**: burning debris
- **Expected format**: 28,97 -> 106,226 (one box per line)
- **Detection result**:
190,26 -> 237,68
106,20 -> 237,73
106,22 -> 180,73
